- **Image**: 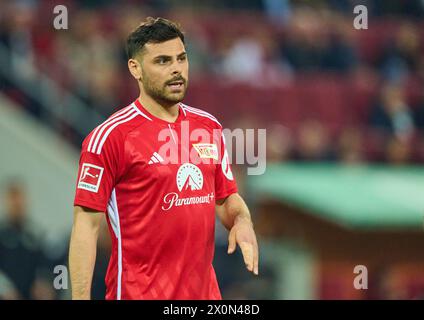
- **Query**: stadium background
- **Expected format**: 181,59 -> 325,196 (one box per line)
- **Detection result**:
1,0 -> 424,299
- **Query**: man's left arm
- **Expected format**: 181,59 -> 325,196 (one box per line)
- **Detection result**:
216,193 -> 259,276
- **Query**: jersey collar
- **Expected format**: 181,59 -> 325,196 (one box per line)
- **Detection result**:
134,98 -> 186,125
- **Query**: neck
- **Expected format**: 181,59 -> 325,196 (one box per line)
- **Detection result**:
137,92 -> 180,123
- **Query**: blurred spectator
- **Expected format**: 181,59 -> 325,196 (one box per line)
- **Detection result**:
281,7 -> 325,72
412,85 -> 424,133
0,1 -> 37,82
55,9 -> 122,116
221,34 -> 266,82
0,1 -> 41,116
263,0 -> 292,26
293,119 -> 335,161
378,23 -> 421,82
221,26 -> 288,84
170,11 -> 213,77
0,179 -> 54,299
385,135 -> 412,165
266,123 -> 293,163
368,83 -> 415,141
337,127 -> 364,164
321,13 -> 358,72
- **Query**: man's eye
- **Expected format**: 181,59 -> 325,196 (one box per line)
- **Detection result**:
178,55 -> 187,61
157,58 -> 168,64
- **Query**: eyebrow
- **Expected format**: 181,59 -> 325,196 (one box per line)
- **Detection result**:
152,51 -> 187,60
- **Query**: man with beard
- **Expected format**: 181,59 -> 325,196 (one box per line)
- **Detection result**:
69,17 -> 258,300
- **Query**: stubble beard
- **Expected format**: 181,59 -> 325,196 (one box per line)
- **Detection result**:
142,76 -> 188,106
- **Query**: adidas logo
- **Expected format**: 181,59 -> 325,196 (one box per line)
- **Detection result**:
148,152 -> 164,164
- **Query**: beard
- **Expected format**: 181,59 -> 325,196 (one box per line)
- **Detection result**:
142,73 -> 188,105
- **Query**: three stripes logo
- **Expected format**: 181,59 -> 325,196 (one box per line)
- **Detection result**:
148,152 -> 165,165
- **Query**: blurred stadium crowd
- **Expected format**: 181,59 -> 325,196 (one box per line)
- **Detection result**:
1,0 -> 424,165
1,0 -> 424,299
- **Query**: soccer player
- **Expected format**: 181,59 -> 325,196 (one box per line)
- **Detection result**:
69,17 -> 259,300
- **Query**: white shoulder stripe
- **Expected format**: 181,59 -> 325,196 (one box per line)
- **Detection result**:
132,105 -> 153,121
87,105 -> 132,152
182,106 -> 222,126
179,103 -> 186,116
181,104 -> 218,120
95,111 -> 139,155
89,107 -> 136,153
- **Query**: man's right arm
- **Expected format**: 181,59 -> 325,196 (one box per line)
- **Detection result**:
69,206 -> 103,300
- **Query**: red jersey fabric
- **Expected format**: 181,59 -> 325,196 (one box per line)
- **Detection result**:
73,99 -> 238,300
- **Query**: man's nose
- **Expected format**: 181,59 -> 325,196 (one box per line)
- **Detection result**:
171,60 -> 182,75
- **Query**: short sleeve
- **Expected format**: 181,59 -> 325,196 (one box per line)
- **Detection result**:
73,130 -> 123,212
215,129 -> 238,200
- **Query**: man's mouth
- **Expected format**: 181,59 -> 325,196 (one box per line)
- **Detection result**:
167,80 -> 185,90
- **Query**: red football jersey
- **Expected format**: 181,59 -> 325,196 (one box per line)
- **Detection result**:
73,99 -> 238,300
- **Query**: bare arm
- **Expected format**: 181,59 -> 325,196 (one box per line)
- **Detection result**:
216,193 -> 259,275
68,206 -> 103,300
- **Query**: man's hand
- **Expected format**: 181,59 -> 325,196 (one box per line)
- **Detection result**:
216,193 -> 259,276
227,216 -> 259,275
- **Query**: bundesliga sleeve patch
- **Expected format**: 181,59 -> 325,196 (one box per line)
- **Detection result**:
77,163 -> 104,192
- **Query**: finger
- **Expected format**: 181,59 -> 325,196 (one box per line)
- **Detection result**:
253,241 -> 259,276
239,241 -> 254,272
227,229 -> 236,254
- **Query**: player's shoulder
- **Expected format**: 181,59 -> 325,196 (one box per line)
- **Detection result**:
180,103 -> 223,129
82,102 -> 148,154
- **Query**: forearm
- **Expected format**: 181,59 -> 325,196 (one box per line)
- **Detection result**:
68,222 -> 98,300
218,193 -> 252,230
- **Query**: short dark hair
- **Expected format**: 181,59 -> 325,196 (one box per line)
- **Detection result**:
126,17 -> 185,59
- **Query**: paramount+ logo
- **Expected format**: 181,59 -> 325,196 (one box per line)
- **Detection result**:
161,163 -> 215,211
